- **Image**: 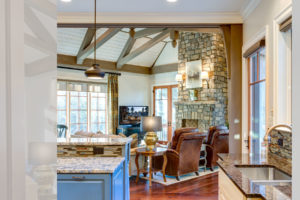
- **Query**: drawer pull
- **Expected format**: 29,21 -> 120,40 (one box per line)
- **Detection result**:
72,176 -> 86,181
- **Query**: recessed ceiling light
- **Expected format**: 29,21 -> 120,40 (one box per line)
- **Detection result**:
166,0 -> 177,2
61,0 -> 72,2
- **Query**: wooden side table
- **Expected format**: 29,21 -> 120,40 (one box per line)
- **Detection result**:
135,147 -> 167,186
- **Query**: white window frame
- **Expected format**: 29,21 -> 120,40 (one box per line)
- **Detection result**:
242,26 -> 269,154
273,4 -> 292,125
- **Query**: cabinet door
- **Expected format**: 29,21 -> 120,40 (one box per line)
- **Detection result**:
58,174 -> 111,200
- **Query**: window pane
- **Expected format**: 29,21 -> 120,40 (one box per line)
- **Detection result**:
70,91 -> 78,96
91,97 -> 98,110
98,98 -> 105,110
57,111 -> 66,124
91,124 -> 98,133
259,48 -> 266,80
57,96 -> 66,110
79,92 -> 87,97
99,111 -> 105,123
79,124 -> 87,132
250,53 -> 258,83
155,89 -> 161,99
70,124 -> 79,135
80,111 -> 87,123
57,91 -> 66,95
99,124 -> 105,133
79,97 -> 87,109
162,88 -> 168,99
70,111 -> 79,123
91,111 -> 98,123
250,82 -> 266,154
99,93 -> 106,98
70,97 -> 78,109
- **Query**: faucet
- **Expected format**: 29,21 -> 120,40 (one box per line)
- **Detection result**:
264,124 -> 292,141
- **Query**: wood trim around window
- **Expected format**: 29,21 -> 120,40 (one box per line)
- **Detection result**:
243,39 -> 265,58
280,16 -> 292,32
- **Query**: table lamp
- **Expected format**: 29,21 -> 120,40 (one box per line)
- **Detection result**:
141,116 -> 162,151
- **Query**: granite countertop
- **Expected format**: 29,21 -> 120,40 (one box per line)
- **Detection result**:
57,137 -> 132,146
217,153 -> 292,200
57,157 -> 125,174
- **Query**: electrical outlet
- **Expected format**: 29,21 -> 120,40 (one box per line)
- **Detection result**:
278,138 -> 283,146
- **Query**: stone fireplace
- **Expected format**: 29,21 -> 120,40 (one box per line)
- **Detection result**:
176,32 -> 228,132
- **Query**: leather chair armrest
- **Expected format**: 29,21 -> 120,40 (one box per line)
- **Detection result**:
166,149 -> 179,159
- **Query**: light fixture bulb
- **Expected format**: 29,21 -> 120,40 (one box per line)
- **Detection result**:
61,0 -> 72,2
166,0 -> 177,2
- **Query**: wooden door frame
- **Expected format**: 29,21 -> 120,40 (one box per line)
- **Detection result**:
153,84 -> 177,142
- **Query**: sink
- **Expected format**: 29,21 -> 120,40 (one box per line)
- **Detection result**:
235,166 -> 291,181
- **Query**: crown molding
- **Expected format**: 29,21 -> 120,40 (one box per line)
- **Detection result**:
240,0 -> 262,20
57,12 -> 243,25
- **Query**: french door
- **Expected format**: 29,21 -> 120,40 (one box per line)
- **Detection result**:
153,85 -> 178,142
248,47 -> 266,154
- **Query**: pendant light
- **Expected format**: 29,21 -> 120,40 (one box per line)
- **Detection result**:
85,0 -> 105,79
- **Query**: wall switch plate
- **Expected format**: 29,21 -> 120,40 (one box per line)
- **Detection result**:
278,138 -> 284,146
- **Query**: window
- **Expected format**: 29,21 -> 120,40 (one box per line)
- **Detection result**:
276,18 -> 292,124
69,91 -> 88,134
57,80 -> 107,137
248,47 -> 266,155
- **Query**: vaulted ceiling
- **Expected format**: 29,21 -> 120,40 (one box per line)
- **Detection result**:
58,28 -> 179,73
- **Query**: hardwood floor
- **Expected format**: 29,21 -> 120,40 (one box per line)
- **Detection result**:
130,172 -> 219,200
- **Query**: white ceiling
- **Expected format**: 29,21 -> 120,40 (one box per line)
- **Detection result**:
57,28 -> 178,67
58,0 -> 246,13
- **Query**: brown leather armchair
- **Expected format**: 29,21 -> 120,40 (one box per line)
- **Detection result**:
152,128 -> 206,181
204,126 -> 229,170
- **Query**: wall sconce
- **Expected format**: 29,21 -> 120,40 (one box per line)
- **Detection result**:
176,73 -> 185,89
201,71 -> 210,88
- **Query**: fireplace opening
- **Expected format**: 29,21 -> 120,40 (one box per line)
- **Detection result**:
182,119 -> 199,128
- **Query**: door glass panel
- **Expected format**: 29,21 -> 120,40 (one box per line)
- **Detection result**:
250,82 -> 266,154
172,87 -> 178,134
154,88 -> 168,141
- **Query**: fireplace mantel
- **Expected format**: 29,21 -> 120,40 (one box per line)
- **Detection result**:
174,100 -> 216,105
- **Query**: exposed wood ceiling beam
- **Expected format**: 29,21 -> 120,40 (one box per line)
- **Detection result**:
58,54 -> 151,75
151,63 -> 178,74
77,28 -> 96,57
117,29 -> 170,69
178,27 -> 221,33
76,28 -> 121,64
116,37 -> 136,69
134,28 -> 166,39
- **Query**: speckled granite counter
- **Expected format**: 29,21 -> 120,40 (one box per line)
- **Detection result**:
57,137 -> 132,146
217,153 -> 292,200
57,157 -> 125,174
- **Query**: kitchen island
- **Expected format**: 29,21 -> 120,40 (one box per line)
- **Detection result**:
57,137 -> 132,200
57,157 -> 126,200
217,153 -> 291,200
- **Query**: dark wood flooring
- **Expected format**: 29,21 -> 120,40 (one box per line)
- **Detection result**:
130,172 -> 219,200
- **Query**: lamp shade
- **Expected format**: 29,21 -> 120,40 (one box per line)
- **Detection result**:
201,71 -> 209,80
141,116 -> 162,132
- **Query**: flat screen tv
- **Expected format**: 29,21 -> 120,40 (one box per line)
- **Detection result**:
119,106 -> 149,125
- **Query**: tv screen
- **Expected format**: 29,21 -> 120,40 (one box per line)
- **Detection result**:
119,106 -> 149,125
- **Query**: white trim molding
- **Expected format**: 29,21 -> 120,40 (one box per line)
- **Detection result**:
58,12 -> 243,24
272,3 -> 292,125
240,0 -> 262,20
241,25 -> 269,154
